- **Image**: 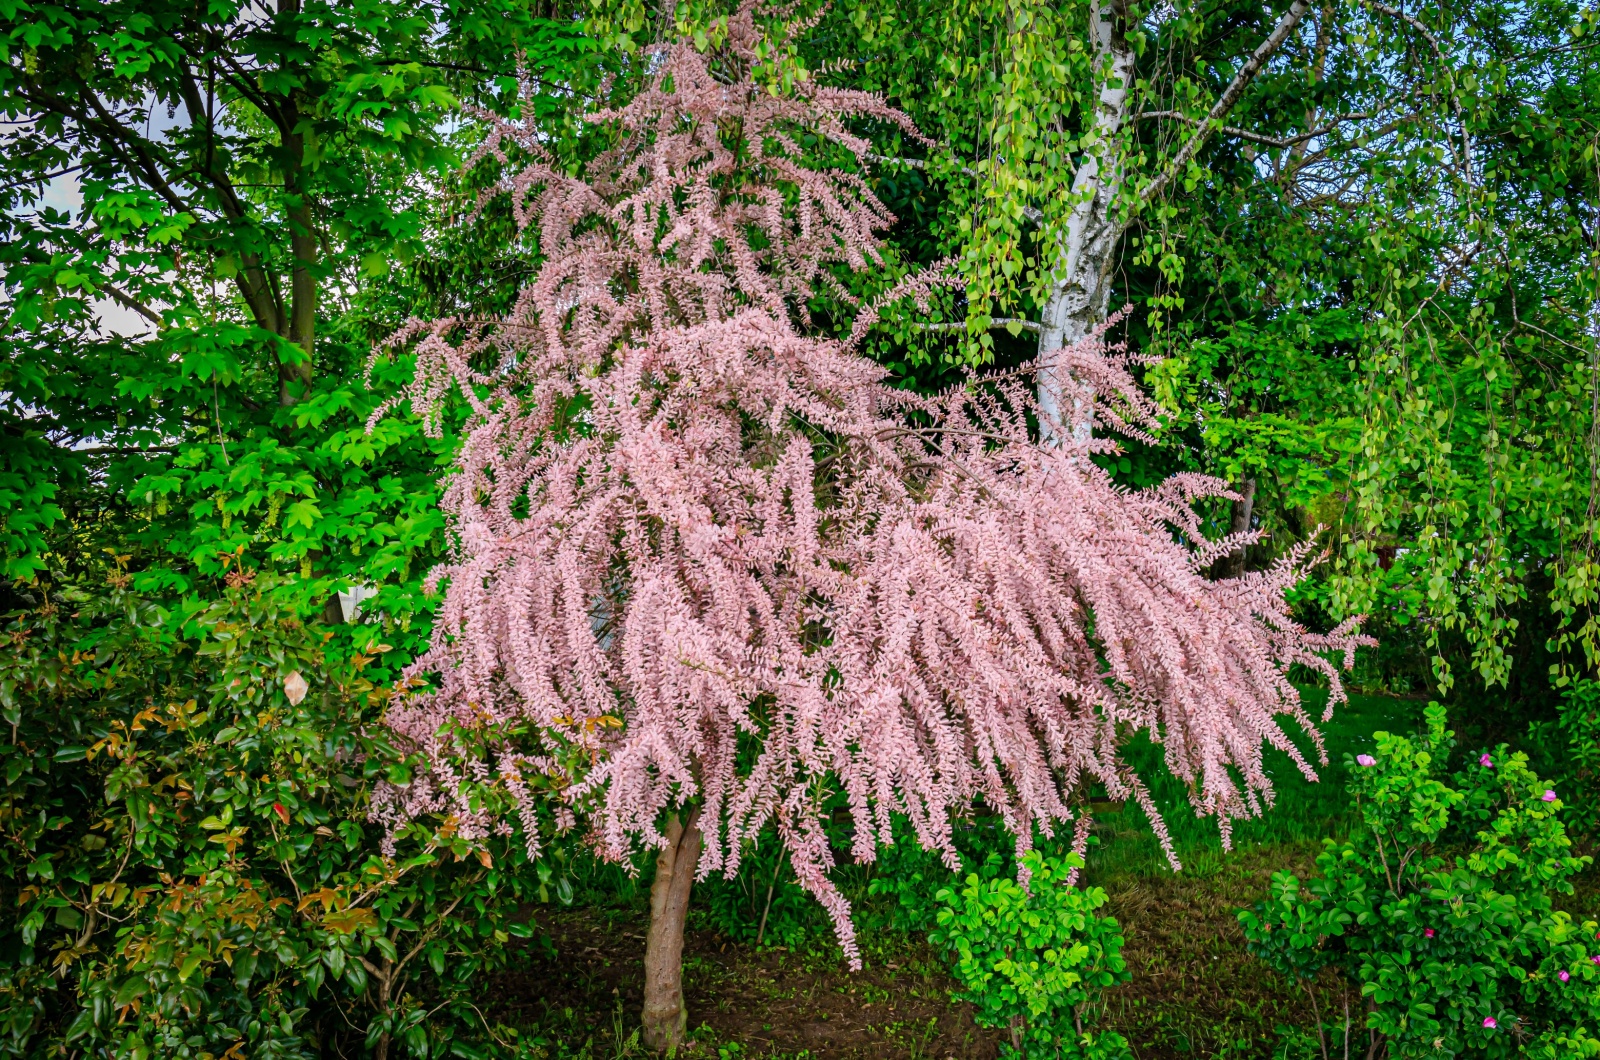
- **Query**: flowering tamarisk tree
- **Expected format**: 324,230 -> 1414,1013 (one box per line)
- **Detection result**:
371,7 -> 1366,1050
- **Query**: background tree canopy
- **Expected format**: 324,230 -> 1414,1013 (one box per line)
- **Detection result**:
1,0 -> 1598,1056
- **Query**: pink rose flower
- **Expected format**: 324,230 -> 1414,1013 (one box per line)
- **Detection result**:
1483,1017 -> 1497,1030
1543,790 -> 1557,802
1480,754 -> 1493,768
1424,928 -> 1435,938
1560,971 -> 1571,983
1357,754 -> 1376,767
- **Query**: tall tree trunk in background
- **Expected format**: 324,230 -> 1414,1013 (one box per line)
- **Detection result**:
642,808 -> 702,1052
282,180 -> 317,405
278,59 -> 316,408
1035,0 -> 1313,441
1036,0 -> 1134,444
1225,477 -> 1257,577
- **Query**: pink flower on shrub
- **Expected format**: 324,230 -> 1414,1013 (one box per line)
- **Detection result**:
1560,971 -> 1571,983
1591,955 -> 1600,965
1543,790 -> 1557,802
1483,1017 -> 1497,1030
1424,928 -> 1435,938
1480,754 -> 1493,768
1356,754 -> 1376,767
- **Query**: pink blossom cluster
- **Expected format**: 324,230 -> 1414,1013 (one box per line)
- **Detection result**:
369,7 -> 1367,967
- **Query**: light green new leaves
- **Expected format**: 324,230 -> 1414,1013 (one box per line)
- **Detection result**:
934,851 -> 1132,1060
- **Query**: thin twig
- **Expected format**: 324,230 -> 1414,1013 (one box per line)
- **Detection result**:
755,845 -> 788,946
1134,109 -> 1372,149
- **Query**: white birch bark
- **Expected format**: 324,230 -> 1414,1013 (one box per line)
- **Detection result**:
1036,0 -> 1135,446
1035,0 -> 1314,442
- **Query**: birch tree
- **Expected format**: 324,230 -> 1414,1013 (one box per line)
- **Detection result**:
1034,0 -> 1313,442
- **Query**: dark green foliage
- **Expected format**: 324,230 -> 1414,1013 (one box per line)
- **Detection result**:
693,836 -> 821,950
1555,685 -> 1600,851
0,0 -> 601,615
1241,703 -> 1600,1058
0,579 -> 575,1058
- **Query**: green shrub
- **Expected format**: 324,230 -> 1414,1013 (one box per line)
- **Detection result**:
931,850 -> 1131,1060
1553,679 -> 1600,843
692,835 -> 824,950
0,580 -> 559,1059
1240,702 -> 1600,1059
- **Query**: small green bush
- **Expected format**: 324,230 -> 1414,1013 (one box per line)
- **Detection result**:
0,581 -> 559,1059
1553,679 -> 1600,842
931,850 -> 1131,1060
1241,702 -> 1600,1059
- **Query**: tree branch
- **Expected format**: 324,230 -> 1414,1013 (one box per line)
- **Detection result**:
213,50 -> 293,131
169,50 -> 286,334
21,87 -> 192,215
1359,0 -> 1474,182
97,281 -> 163,325
916,318 -> 1042,334
74,445 -> 178,455
1141,0 -> 1314,203
1134,109 -> 1372,149
1,165 -> 84,193
1360,0 -> 1442,52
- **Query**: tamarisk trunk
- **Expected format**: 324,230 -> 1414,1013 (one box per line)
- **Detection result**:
642,808 -> 702,1052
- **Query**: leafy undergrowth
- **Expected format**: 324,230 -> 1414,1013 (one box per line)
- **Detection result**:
490,692 -> 1600,1060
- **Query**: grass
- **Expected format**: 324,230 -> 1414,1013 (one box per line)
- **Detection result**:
487,692 -> 1432,1060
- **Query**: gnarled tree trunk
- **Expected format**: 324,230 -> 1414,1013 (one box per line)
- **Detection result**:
641,808 -> 702,1052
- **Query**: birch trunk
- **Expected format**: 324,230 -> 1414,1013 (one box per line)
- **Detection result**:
1036,0 -> 1135,444
1034,0 -> 1314,441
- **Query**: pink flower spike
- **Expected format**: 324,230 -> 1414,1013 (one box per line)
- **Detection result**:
1483,1017 -> 1497,1030
1543,790 -> 1557,802
1560,971 -> 1572,983
1356,754 -> 1377,767
1424,928 -> 1435,938
358,13 -> 1378,972
1480,754 -> 1493,768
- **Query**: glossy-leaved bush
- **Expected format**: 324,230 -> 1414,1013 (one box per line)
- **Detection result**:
0,579 -> 558,1060
1240,703 -> 1600,1059
932,851 -> 1131,1060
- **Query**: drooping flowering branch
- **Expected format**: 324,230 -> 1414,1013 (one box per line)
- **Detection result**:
370,6 -> 1367,969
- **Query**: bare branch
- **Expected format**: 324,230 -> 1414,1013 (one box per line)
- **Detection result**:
915,318 -> 1043,334
1135,109 -> 1372,149
1141,0 -> 1314,203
